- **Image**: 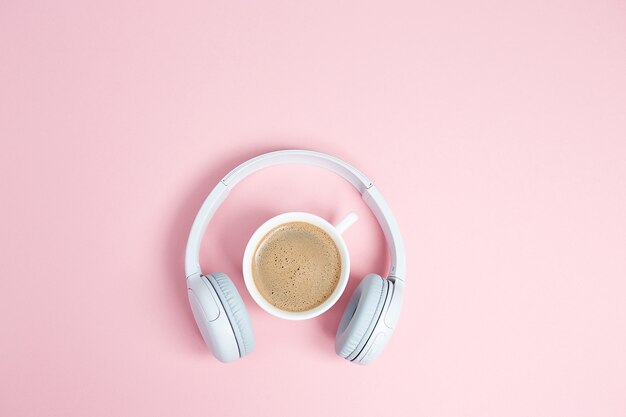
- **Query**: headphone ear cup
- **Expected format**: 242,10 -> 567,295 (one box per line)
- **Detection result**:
335,274 -> 386,360
206,273 -> 256,357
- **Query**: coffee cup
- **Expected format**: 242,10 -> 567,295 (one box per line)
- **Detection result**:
242,211 -> 358,320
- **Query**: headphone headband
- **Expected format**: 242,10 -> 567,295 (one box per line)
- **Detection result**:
185,150 -> 406,281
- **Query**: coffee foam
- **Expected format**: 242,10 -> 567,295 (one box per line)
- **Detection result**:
252,222 -> 341,312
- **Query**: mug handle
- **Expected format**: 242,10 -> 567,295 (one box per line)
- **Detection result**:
334,212 -> 359,235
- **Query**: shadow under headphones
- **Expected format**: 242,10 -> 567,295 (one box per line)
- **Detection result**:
185,150 -> 406,365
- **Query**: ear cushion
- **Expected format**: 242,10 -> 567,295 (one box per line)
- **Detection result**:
335,274 -> 386,359
206,273 -> 255,357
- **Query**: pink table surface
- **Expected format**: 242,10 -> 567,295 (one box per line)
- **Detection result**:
1,1 -> 625,416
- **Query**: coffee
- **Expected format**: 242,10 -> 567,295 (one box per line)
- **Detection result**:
251,221 -> 341,312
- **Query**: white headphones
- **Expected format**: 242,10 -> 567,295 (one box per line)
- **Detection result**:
185,150 -> 406,364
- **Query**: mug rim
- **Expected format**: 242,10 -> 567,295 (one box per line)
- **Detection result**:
242,212 -> 350,320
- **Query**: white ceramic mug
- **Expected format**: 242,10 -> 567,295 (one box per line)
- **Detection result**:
242,211 -> 358,320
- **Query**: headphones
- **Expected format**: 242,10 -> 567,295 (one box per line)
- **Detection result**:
185,150 -> 406,364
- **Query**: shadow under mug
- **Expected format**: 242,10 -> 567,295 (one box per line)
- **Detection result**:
242,211 -> 358,320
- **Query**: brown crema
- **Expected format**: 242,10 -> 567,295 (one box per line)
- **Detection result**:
251,221 -> 341,312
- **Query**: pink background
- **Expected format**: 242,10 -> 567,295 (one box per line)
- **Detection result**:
1,1 -> 625,416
